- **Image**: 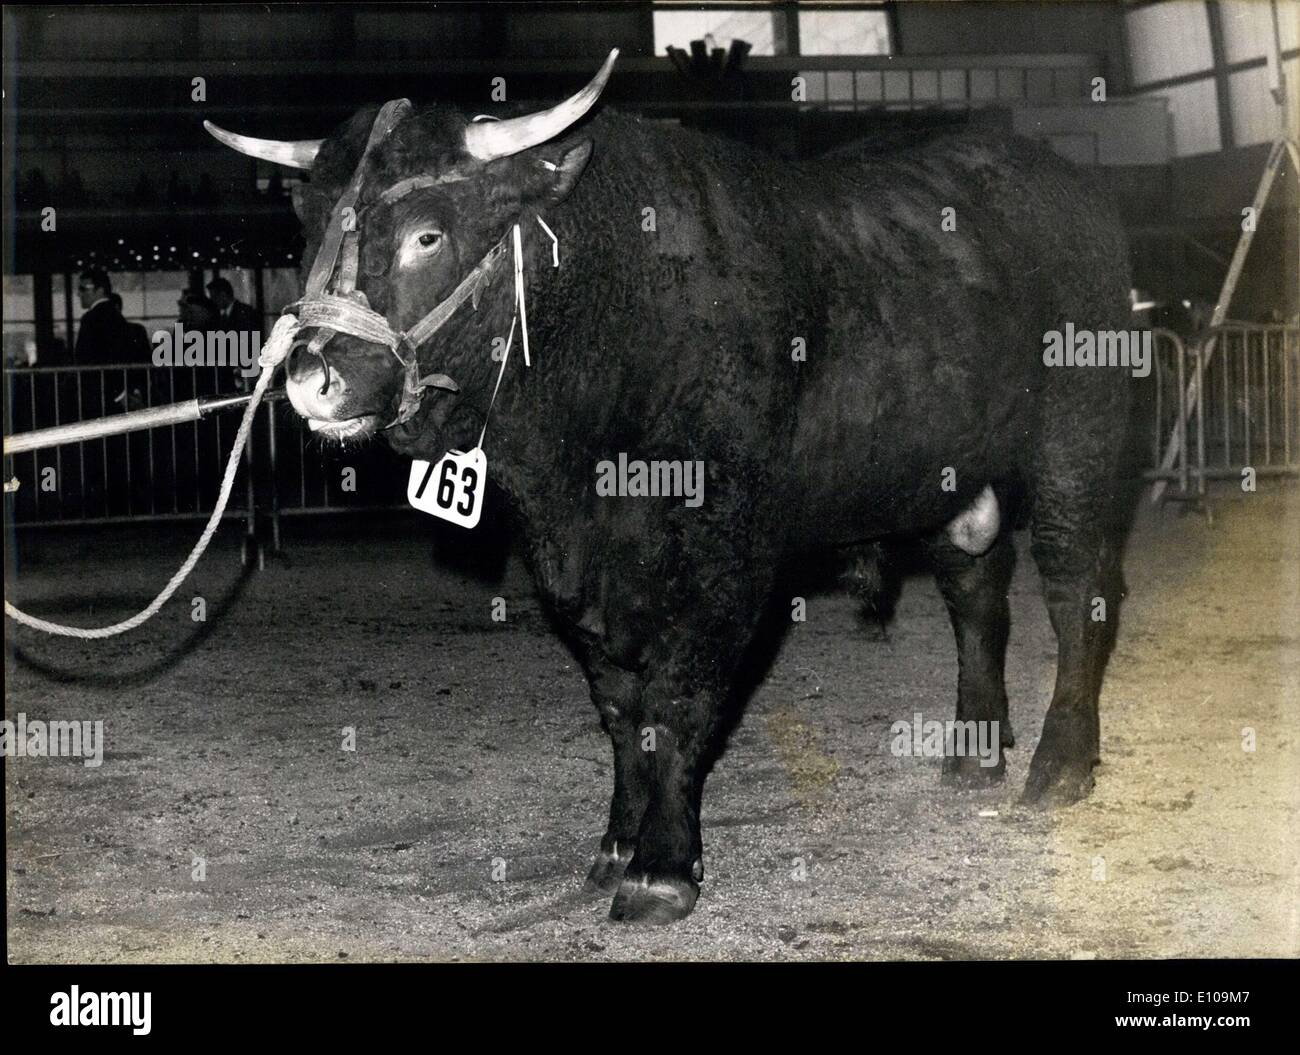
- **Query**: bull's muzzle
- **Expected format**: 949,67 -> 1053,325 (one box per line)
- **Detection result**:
285,331 -> 401,438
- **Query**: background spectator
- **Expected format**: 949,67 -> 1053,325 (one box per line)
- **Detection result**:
178,289 -> 219,333
74,268 -> 128,366
206,276 -> 261,336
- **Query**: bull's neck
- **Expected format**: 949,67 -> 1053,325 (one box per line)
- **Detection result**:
434,214 -> 573,491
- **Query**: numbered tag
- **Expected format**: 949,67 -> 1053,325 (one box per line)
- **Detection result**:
407,448 -> 486,528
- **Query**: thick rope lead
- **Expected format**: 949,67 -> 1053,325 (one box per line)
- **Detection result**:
5,314 -> 302,639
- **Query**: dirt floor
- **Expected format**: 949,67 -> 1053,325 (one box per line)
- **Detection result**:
5,481 -> 1298,962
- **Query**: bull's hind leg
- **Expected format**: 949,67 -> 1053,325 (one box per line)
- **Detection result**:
924,526 -> 1016,785
1022,448 -> 1123,806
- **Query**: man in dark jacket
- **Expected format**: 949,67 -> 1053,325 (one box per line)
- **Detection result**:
206,277 -> 261,338
71,269 -> 135,513
207,276 -> 263,390
74,268 -> 128,366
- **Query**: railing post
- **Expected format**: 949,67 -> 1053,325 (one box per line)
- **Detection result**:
243,382 -> 258,568
1195,337 -> 1206,497
1176,333 -> 1188,497
266,397 -> 281,555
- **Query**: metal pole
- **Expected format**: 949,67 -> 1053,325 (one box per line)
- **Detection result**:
3,391 -> 274,456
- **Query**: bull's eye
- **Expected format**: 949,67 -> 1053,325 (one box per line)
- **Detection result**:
398,228 -> 445,269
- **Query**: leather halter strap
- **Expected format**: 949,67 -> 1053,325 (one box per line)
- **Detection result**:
302,99 -> 411,302
284,99 -> 510,429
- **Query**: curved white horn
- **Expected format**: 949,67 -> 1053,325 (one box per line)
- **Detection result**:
204,120 -> 323,170
463,48 -> 618,162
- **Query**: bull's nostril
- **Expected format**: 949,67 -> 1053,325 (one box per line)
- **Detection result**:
287,342 -> 317,383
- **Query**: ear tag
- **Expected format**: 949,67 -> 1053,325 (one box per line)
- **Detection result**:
407,448 -> 486,528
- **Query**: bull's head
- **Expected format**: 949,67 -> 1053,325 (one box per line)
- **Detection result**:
205,50 -> 617,452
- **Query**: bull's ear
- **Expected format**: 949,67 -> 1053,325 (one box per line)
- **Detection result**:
530,139 -> 593,206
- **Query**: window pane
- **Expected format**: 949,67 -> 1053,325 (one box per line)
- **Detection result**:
1158,78 -> 1222,156
998,68 -> 1026,99
3,274 -> 35,321
3,323 -> 37,367
971,69 -> 998,101
143,271 -> 189,322
263,268 -> 302,315
939,69 -> 966,102
800,70 -> 827,102
912,70 -> 939,102
1219,0 -> 1282,64
1230,64 -> 1281,146
113,270 -> 145,323
857,70 -> 884,102
827,70 -> 855,104
1289,58 -> 1300,141
1126,1 -> 1213,86
653,9 -> 776,56
46,278 -> 60,320
798,10 -> 890,55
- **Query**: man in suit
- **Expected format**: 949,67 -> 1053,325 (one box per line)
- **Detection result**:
206,276 -> 261,337
206,277 -> 272,531
206,277 -> 263,391
74,268 -> 128,366
72,269 -> 137,512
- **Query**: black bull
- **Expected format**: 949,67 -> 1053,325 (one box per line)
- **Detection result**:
265,104 -> 1132,923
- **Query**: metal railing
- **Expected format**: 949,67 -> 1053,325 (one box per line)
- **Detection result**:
1145,323 -> 1300,499
11,325 -> 1296,533
3,363 -> 408,531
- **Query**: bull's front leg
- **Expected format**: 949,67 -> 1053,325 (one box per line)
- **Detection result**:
607,677 -> 718,924
524,451 -> 783,923
579,653 -> 649,894
522,521 -> 656,896
604,549 -> 778,924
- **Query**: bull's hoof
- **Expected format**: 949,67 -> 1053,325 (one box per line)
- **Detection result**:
583,844 -> 633,895
608,873 -> 699,925
1020,753 -> 1096,808
941,751 -> 1006,787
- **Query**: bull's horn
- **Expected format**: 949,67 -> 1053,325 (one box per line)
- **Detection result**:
463,48 -> 618,162
204,120 -> 323,170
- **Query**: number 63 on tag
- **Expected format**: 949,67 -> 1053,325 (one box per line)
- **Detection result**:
407,448 -> 486,528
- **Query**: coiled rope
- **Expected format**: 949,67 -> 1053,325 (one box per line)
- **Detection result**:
4,314 -> 302,639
